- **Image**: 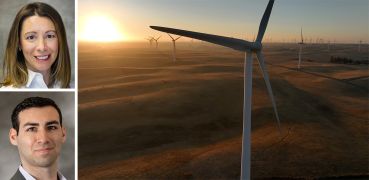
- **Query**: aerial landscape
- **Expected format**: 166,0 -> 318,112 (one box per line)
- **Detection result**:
78,41 -> 368,179
78,0 -> 368,179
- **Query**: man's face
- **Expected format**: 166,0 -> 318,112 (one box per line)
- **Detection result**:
9,106 -> 66,168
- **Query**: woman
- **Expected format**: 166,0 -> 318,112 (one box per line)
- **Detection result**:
1,2 -> 71,88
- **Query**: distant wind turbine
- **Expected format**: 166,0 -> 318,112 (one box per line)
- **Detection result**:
150,0 -> 280,179
358,40 -> 362,52
298,27 -> 304,69
167,33 -> 181,62
145,36 -> 154,47
153,36 -> 161,48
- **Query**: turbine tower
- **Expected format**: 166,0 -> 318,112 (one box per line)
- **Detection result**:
167,33 -> 181,62
153,36 -> 161,48
189,38 -> 194,48
150,0 -> 280,179
298,27 -> 304,69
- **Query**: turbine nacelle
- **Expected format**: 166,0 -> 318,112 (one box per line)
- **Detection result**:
251,41 -> 263,52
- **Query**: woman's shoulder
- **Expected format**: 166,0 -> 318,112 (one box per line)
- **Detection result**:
0,84 -> 17,89
0,82 -> 25,89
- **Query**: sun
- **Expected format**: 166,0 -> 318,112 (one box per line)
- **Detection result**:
80,15 -> 124,42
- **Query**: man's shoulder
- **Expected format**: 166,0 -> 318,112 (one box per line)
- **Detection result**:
10,169 -> 26,180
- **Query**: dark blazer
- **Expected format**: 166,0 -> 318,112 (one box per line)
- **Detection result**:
10,169 -> 26,180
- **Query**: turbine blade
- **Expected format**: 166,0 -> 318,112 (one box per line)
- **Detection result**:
256,0 -> 275,43
175,36 -> 182,41
150,26 -> 255,51
167,33 -> 174,40
256,51 -> 281,132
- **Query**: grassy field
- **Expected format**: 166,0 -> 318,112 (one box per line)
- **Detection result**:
78,42 -> 368,179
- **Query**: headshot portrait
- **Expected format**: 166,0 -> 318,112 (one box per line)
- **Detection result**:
0,0 -> 75,89
0,92 -> 75,179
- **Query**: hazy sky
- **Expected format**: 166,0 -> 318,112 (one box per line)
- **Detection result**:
79,0 -> 369,43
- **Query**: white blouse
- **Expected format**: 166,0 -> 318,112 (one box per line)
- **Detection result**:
0,69 -> 71,89
27,69 -> 62,88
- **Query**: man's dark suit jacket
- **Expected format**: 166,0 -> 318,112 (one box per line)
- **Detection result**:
10,169 -> 26,180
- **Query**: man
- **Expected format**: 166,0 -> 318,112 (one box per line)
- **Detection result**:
9,97 -> 67,180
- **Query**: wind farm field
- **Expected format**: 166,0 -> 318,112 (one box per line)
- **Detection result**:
78,42 -> 368,179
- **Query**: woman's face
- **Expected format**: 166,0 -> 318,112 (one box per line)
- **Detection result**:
19,15 -> 58,75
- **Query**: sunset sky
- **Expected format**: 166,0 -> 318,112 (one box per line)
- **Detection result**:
78,0 -> 369,43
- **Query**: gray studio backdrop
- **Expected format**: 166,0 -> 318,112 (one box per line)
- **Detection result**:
0,0 -> 75,85
0,92 -> 75,179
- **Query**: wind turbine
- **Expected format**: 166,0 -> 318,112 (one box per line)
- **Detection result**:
150,0 -> 280,179
153,36 -> 161,48
167,33 -> 181,62
145,36 -> 154,47
298,27 -> 304,69
358,40 -> 362,52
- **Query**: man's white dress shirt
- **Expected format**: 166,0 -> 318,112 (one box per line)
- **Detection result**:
19,165 -> 67,180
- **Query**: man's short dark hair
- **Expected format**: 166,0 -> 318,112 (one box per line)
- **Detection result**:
11,97 -> 62,134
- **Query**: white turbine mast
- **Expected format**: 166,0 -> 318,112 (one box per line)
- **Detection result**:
150,0 -> 280,179
327,39 -> 330,52
167,33 -> 182,62
298,27 -> 304,69
189,38 -> 194,48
